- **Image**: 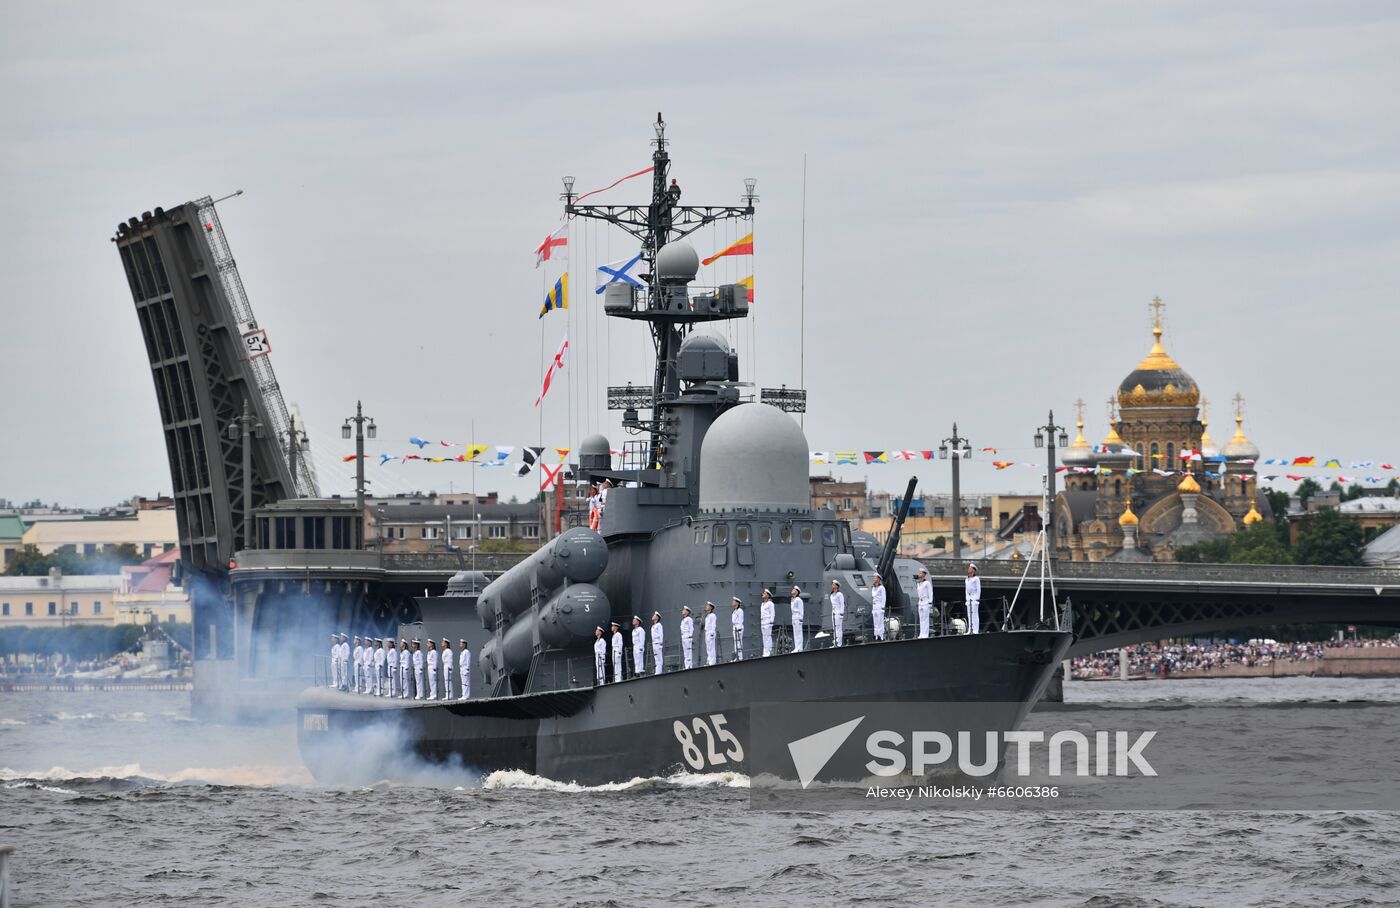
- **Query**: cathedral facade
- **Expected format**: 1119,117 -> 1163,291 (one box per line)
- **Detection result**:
1054,301 -> 1267,563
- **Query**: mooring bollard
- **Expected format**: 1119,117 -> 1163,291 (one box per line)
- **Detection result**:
0,843 -> 14,908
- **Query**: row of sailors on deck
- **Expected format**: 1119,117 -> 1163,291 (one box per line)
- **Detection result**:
329,635 -> 472,701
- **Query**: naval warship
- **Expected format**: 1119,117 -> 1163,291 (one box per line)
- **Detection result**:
297,115 -> 1073,785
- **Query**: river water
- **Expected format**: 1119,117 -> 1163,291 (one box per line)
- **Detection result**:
3,678 -> 1398,906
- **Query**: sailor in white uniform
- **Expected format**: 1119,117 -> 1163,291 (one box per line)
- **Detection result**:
339,635 -> 351,690
398,639 -> 411,699
458,639 -> 471,699
426,639 -> 440,700
703,602 -> 718,666
610,621 -> 624,683
383,638 -> 396,697
630,616 -> 646,678
965,565 -> 982,635
829,581 -> 845,647
679,606 -> 695,670
440,639 -> 454,700
760,589 -> 775,657
328,634 -> 340,688
790,586 -> 805,653
730,597 -> 745,661
374,639 -> 387,696
650,611 -> 665,675
412,640 -> 425,700
871,574 -> 887,641
917,569 -> 933,638
351,636 -> 364,693
593,627 -> 608,685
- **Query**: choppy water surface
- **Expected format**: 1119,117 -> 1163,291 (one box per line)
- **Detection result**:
3,679 -> 1399,906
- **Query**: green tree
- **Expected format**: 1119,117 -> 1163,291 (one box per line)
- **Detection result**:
1174,538 -> 1231,563
1228,522 -> 1292,564
1386,478 -> 1399,497
1265,489 -> 1291,531
5,545 -> 53,576
1293,509 -> 1364,566
931,536 -> 947,549
1295,478 -> 1323,504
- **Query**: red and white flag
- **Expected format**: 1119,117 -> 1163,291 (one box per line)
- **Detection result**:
534,223 -> 568,268
535,335 -> 570,407
573,166 -> 654,204
539,462 -> 563,492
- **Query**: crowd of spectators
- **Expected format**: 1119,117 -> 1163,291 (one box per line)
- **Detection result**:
1072,637 -> 1398,679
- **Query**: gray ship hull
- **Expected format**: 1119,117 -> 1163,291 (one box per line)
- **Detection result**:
297,630 -> 1071,785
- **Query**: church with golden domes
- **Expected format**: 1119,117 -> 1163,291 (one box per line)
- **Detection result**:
1053,299 -> 1268,562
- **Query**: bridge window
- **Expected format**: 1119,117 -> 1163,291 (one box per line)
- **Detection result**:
304,517 -> 327,549
780,524 -> 792,544
758,524 -> 772,544
800,526 -> 815,544
822,525 -> 837,546
274,517 -> 295,549
736,524 -> 751,545
714,524 -> 729,545
331,516 -> 355,549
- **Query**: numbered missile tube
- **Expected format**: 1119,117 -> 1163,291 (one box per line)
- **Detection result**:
475,526 -> 608,628
495,583 -> 608,676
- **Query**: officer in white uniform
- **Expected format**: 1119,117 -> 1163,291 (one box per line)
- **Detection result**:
426,640 -> 440,700
398,639 -> 411,699
871,574 -> 887,641
790,586 -> 805,653
730,597 -> 745,661
412,640 -> 425,700
679,606 -> 695,670
760,589 -> 775,657
630,616 -> 646,678
593,627 -> 608,685
386,638 -> 399,698
339,635 -> 351,690
459,639 -> 471,700
328,634 -> 339,688
965,565 -> 982,635
917,569 -> 933,638
440,639 -> 454,700
610,621 -> 624,683
351,636 -> 364,693
829,581 -> 845,648
650,611 -> 665,675
703,602 -> 718,666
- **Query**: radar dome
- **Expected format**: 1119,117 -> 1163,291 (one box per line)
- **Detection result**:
699,403 -> 809,513
655,241 -> 700,282
579,434 -> 611,457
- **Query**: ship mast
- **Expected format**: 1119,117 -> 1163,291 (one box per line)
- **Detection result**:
563,114 -> 758,470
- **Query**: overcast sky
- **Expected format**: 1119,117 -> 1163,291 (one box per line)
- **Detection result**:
2,1 -> 1397,509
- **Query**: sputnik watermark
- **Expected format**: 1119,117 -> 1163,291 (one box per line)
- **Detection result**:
863,729 -> 1157,779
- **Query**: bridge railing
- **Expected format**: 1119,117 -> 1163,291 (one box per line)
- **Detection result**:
926,558 -> 1400,586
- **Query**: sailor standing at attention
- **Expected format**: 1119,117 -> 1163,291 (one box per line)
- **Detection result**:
351,636 -> 364,693
790,586 -> 806,653
630,616 -> 646,678
650,612 -> 665,675
440,639 -> 454,700
374,639 -> 387,696
328,634 -> 340,688
426,639 -> 440,700
459,639 -> 471,700
829,581 -> 846,647
339,635 -> 351,690
964,565 -> 982,635
679,607 -> 695,670
399,639 -> 411,699
386,636 -> 399,698
593,627 -> 608,685
730,597 -> 745,661
760,589 -> 775,657
917,569 -> 933,638
412,639 -> 425,700
870,574 -> 887,641
610,621 -> 624,683
703,602 -> 718,666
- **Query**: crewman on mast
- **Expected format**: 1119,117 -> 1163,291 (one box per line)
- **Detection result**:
426,639 -> 440,700
459,639 -> 471,700
760,589 -> 775,657
790,586 -> 805,653
679,606 -> 695,670
385,635 -> 399,697
593,627 -> 608,685
871,574 -> 887,641
965,565 -> 982,635
650,611 -> 665,675
703,601 -> 718,666
373,639 -> 386,696
830,581 -> 846,648
610,621 -> 624,682
399,639 -> 411,699
440,639 -> 454,700
730,597 -> 745,661
917,569 -> 933,638
412,639 -> 425,700
351,636 -> 364,693
631,616 -> 646,678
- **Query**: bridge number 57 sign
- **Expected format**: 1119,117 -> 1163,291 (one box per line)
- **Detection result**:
674,713 -> 744,770
243,328 -> 271,359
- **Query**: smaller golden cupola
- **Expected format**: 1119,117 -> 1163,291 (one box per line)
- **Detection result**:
1177,472 -> 1201,494
1243,504 -> 1263,526
1118,502 -> 1140,527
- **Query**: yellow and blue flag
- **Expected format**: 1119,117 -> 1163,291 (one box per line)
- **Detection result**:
540,273 -> 569,319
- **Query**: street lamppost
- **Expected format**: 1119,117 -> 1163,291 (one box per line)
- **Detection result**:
285,416 -> 309,495
227,399 -> 265,552
342,401 -> 377,540
1033,410 -> 1071,557
938,424 -> 973,560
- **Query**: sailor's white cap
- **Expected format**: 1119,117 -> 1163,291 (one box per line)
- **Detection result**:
595,626 -> 604,632
652,611 -> 661,619
732,596 -> 742,604
681,606 -> 691,613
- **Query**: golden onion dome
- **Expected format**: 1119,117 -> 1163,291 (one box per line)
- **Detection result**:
1242,504 -> 1263,526
1223,414 -> 1261,461
1117,314 -> 1201,410
1118,502 -> 1140,527
1177,472 -> 1201,494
